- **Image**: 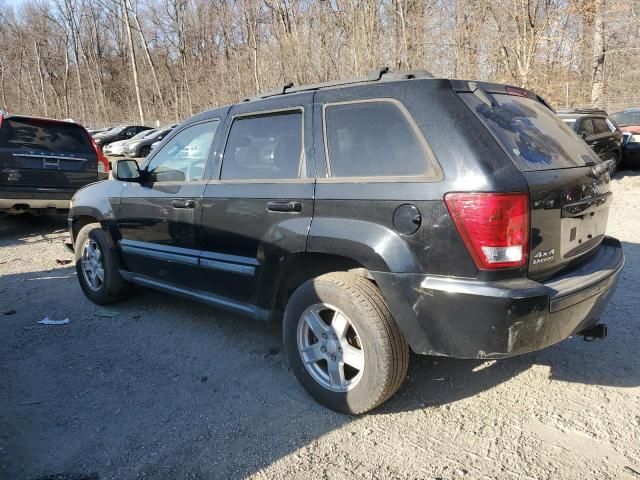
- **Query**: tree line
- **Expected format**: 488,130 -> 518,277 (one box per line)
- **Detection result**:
0,0 -> 638,127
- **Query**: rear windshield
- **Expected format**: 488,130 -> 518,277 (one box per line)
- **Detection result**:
0,118 -> 94,154
460,93 -> 599,171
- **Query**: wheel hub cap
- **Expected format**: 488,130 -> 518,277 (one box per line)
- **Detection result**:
81,239 -> 105,292
296,304 -> 365,392
325,340 -> 339,355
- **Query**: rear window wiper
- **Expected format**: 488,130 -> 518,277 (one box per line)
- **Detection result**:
468,81 -> 498,107
589,159 -> 615,177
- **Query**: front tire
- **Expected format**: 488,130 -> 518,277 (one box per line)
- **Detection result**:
139,145 -> 151,158
283,272 -> 409,414
75,223 -> 131,304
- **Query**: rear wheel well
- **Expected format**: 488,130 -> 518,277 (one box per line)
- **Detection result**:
272,253 -> 374,320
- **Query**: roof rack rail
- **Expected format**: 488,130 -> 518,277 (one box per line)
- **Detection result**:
242,67 -> 435,102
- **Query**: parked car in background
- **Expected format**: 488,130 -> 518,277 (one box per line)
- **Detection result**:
0,114 -> 109,215
68,70 -> 623,414
93,125 -> 151,151
103,129 -> 158,156
557,108 -> 623,169
123,126 -> 174,158
88,127 -> 110,136
611,108 -> 640,167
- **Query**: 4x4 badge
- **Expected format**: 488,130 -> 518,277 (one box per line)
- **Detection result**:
533,248 -> 555,265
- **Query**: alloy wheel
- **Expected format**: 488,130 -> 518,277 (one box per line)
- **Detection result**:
296,303 -> 365,392
81,239 -> 105,291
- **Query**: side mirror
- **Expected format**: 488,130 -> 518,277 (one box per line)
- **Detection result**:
114,159 -> 142,182
580,131 -> 589,140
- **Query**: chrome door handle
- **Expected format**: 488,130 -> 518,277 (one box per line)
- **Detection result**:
267,201 -> 302,213
172,199 -> 196,209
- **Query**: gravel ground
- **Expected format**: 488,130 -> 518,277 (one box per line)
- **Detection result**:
1,170 -> 639,480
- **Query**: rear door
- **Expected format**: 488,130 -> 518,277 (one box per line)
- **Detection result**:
198,94 -> 315,315
459,90 -> 613,280
0,117 -> 97,190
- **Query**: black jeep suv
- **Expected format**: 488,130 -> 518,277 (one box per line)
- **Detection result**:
1,114 -> 109,214
556,108 -> 623,168
68,69 -> 624,414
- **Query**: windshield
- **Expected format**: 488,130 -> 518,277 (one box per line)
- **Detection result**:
106,126 -> 125,134
611,111 -> 640,126
461,93 -> 599,171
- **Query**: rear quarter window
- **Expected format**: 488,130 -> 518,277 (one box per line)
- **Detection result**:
461,94 -> 599,171
323,100 -> 440,179
0,118 -> 94,154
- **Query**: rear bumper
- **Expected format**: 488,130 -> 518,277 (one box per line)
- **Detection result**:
373,236 -> 624,359
0,187 -> 74,211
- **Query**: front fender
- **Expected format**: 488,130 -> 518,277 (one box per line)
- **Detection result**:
69,180 -> 123,222
306,217 -> 419,273
68,180 -> 124,245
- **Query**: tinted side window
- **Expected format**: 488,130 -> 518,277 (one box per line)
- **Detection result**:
324,101 -> 432,178
221,111 -> 302,180
0,118 -> 94,154
578,118 -> 594,136
147,121 -> 218,182
592,118 -> 609,134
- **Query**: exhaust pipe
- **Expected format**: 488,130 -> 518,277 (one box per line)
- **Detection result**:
578,323 -> 608,341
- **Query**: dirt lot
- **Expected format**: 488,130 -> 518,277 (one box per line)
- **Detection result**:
1,171 -> 639,480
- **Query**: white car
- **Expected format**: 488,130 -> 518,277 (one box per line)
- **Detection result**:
103,139 -> 129,156
105,129 -> 159,156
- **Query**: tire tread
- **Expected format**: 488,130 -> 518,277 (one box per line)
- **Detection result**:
313,272 -> 409,414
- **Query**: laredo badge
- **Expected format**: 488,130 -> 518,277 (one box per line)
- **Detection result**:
533,248 -> 555,265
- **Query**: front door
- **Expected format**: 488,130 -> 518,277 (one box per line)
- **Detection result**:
116,119 -> 221,290
198,94 -> 315,319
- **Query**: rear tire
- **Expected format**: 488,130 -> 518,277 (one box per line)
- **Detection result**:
75,223 -> 131,304
283,272 -> 409,414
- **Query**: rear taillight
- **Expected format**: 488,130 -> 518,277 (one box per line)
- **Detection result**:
444,192 -> 530,270
88,134 -> 110,174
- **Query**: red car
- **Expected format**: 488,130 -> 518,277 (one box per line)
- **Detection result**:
612,108 -> 640,167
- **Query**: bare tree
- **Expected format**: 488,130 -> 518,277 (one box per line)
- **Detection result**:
0,0 -> 638,124
590,0 -> 606,105
121,0 -> 145,124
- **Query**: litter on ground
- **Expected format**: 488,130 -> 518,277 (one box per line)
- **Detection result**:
38,317 -> 70,325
